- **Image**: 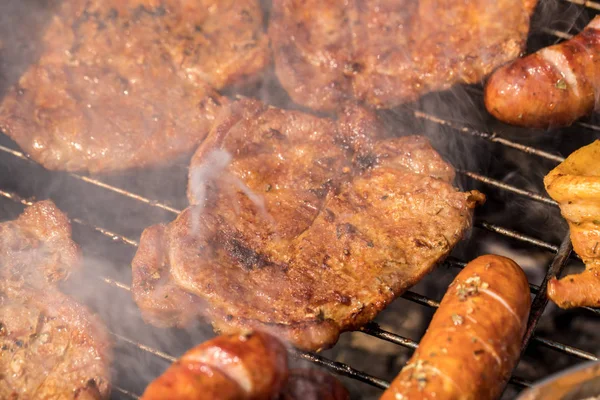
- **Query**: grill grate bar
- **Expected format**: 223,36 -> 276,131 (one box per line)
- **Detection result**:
0,144 -> 181,215
112,333 -> 177,363
541,27 -> 574,40
113,386 -> 139,400
458,170 -> 557,206
521,235 -> 573,355
411,111 -> 565,163
563,0 -> 600,11
292,350 -> 391,390
476,221 -> 559,252
531,337 -> 598,361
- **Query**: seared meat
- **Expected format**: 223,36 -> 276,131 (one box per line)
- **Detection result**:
544,140 -> 600,308
0,0 -> 268,173
0,283 -> 112,400
269,0 -> 538,111
132,99 -> 484,351
0,201 -> 112,399
0,200 -> 80,285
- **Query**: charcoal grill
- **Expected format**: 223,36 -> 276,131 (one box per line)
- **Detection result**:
0,0 -> 599,399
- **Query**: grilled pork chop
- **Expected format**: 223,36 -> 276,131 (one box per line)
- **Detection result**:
0,201 -> 112,399
0,0 -> 268,173
132,99 -> 484,351
269,0 -> 538,111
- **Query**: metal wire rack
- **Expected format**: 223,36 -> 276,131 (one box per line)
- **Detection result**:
1,0 -> 599,398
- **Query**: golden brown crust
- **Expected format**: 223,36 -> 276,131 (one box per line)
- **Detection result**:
485,16 -> 600,128
381,255 -> 531,400
0,201 -> 111,399
141,332 -> 288,400
132,99 -> 483,351
544,140 -> 600,308
270,0 -> 537,111
0,0 -> 268,173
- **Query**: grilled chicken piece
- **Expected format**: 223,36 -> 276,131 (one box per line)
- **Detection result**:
132,99 -> 484,351
0,0 -> 268,173
0,201 -> 112,399
141,332 -> 288,400
485,16 -> 600,128
269,0 -> 537,111
545,140 -> 600,308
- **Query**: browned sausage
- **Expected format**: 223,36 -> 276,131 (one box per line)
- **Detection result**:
484,16 -> 600,128
141,331 -> 288,400
380,255 -> 531,400
279,369 -> 350,400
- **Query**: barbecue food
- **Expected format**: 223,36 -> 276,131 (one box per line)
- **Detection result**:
132,99 -> 484,351
381,255 -> 531,400
280,370 -> 350,400
545,140 -> 600,308
485,16 -> 600,128
0,0 -> 268,173
0,282 -> 112,400
141,331 -> 349,400
141,331 -> 288,400
269,0 -> 538,111
0,201 -> 112,399
0,199 -> 80,285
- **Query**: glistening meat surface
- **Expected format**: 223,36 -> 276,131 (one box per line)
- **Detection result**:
132,99 -> 484,351
0,0 -> 268,173
0,201 -> 112,399
269,0 -> 538,111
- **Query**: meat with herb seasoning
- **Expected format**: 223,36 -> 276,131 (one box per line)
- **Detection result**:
0,201 -> 112,399
545,140 -> 600,308
0,0 -> 269,173
131,98 -> 484,351
380,255 -> 531,400
269,0 -> 537,111
485,16 -> 600,128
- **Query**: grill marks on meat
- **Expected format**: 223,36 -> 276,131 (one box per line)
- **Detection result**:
269,0 -> 538,111
0,0 -> 269,173
132,99 -> 483,350
0,201 -> 112,399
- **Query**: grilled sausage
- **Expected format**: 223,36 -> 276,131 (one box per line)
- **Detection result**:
279,369 -> 350,400
484,16 -> 600,128
380,255 -> 531,400
141,331 -> 288,400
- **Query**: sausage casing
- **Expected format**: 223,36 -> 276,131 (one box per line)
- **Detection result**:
381,255 -> 531,400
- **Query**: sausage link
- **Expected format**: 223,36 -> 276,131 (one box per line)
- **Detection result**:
141,331 -> 289,400
484,16 -> 600,128
380,255 -> 531,400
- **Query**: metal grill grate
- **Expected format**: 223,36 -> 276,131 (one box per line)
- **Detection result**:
1,1 -> 599,398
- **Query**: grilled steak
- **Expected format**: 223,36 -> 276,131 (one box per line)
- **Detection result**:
0,283 -> 112,400
269,0 -> 538,111
0,0 -> 268,173
132,99 -> 484,350
0,199 -> 80,285
0,201 -> 112,399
